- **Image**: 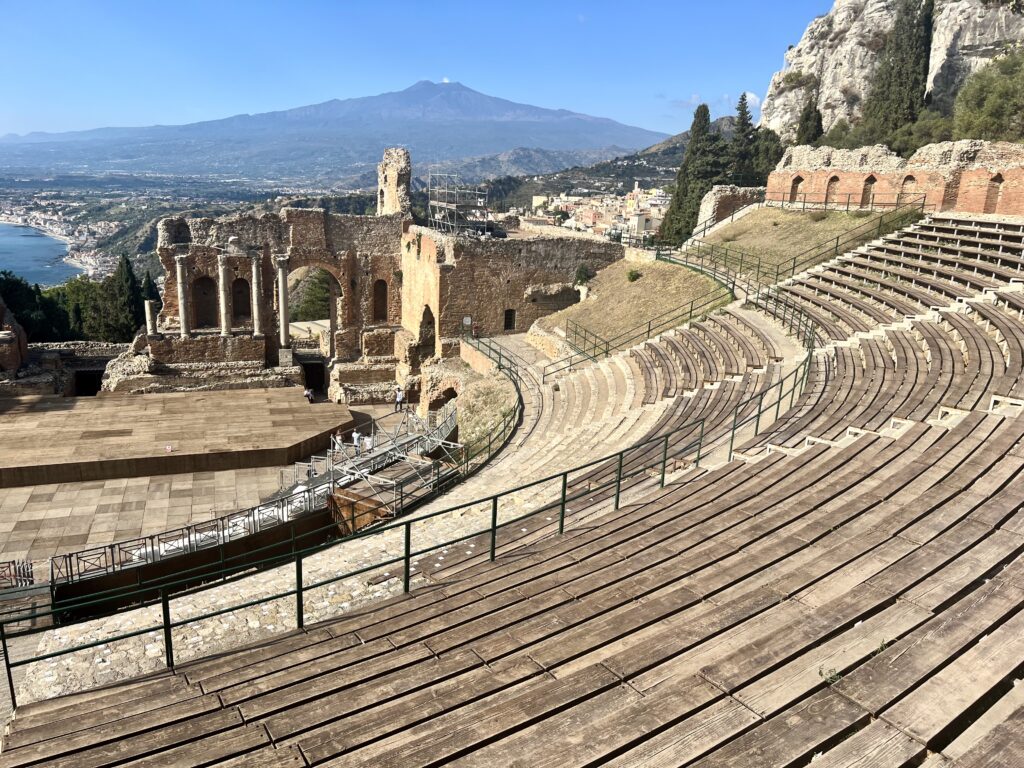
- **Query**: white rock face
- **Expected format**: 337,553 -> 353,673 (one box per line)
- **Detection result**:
760,0 -> 1024,142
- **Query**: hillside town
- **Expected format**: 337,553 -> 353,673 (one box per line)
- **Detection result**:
526,183 -> 671,244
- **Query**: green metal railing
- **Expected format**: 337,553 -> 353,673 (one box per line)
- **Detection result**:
663,195 -> 928,296
544,286 -> 734,382
0,309 -> 829,711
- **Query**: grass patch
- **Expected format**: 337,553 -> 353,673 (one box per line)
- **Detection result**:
704,207 -> 889,270
538,259 -> 728,341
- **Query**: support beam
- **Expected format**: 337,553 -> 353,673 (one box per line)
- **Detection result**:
174,254 -> 190,338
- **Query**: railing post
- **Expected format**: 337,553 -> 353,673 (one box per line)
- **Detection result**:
295,555 -> 304,629
161,588 -> 174,669
614,452 -> 624,510
559,472 -> 568,535
660,434 -> 669,487
696,419 -> 705,467
1,623 -> 16,712
489,496 -> 499,561
403,521 -> 412,593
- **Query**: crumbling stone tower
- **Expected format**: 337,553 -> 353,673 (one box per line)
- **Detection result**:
377,147 -> 412,216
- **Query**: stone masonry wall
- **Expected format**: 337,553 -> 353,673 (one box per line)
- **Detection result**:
0,292 -> 28,372
697,185 -> 767,228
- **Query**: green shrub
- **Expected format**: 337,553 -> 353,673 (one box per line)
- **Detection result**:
575,263 -> 595,285
627,269 -> 642,283
807,210 -> 828,222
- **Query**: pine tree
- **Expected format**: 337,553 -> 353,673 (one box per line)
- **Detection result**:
860,0 -> 934,142
752,128 -> 785,183
658,104 -> 729,244
795,96 -> 824,145
103,255 -> 145,342
730,93 -> 757,184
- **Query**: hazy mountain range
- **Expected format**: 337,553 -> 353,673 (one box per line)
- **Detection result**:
0,81 -> 668,186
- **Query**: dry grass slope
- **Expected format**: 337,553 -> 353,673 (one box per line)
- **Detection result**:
537,260 -> 725,341
706,207 -> 880,268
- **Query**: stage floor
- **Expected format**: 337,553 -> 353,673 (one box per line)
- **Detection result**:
0,389 -> 353,488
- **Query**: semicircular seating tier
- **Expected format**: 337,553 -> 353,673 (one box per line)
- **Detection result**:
7,213 -> 1024,767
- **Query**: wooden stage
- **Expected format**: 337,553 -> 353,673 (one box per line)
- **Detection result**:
0,389 -> 354,488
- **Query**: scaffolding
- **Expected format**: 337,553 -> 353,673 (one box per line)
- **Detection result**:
427,171 -> 490,235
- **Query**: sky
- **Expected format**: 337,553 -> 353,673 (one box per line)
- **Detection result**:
0,0 -> 832,137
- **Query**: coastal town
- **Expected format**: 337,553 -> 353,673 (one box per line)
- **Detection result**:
526,182 -> 670,245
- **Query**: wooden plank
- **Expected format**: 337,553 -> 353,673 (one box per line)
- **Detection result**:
120,722 -> 270,766
808,720 -> 925,768
951,701 -> 1024,768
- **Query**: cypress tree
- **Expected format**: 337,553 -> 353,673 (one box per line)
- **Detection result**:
658,105 -> 728,244
142,269 -> 162,314
104,255 -> 145,342
752,127 -> 785,183
795,96 -> 824,145
70,302 -> 83,338
860,0 -> 934,142
730,93 -> 756,184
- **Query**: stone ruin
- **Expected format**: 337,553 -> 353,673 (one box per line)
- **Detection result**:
104,148 -> 623,405
0,292 -> 27,376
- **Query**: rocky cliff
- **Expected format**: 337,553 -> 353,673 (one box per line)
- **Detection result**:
760,0 -> 1024,141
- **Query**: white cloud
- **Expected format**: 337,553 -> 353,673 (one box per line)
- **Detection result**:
441,76 -> 450,83
743,91 -> 762,108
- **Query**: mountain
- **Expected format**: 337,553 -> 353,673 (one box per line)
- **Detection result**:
760,0 -> 1024,142
0,81 -> 668,185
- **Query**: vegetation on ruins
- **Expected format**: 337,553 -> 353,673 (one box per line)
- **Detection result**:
290,268 -> 334,323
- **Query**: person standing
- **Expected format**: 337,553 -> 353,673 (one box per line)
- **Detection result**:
352,428 -> 362,457
394,385 -> 405,413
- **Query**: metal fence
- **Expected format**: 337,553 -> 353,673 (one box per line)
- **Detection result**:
0,303 -> 828,710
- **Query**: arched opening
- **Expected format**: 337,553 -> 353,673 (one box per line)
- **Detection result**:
372,279 -> 388,323
900,175 -> 917,202
378,189 -> 385,210
789,176 -> 804,204
419,305 -> 436,360
429,386 -> 458,411
192,276 -> 218,329
231,277 -> 251,325
984,174 -> 1004,214
288,267 -> 342,359
860,175 -> 877,208
825,176 -> 840,206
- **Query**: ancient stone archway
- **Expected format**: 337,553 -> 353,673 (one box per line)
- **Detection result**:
232,277 -> 251,325
900,175 -> 917,202
192,276 -> 218,329
825,176 -> 840,206
418,305 -> 436,359
429,386 -> 458,411
789,176 -> 804,204
860,175 -> 877,208
373,279 -> 388,323
985,174 -> 1004,214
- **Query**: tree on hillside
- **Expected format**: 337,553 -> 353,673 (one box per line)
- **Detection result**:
730,93 -> 757,184
291,269 -> 334,322
658,104 -> 729,244
752,127 -> 785,182
795,96 -> 824,145
859,0 -> 934,142
0,271 -> 70,342
102,255 -> 145,342
953,48 -> 1024,141
142,269 -> 162,314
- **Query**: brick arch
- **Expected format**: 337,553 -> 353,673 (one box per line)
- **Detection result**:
984,173 -> 1004,214
789,176 -> 805,204
900,175 -> 917,200
825,176 -> 840,206
860,175 -> 877,208
192,276 -> 218,329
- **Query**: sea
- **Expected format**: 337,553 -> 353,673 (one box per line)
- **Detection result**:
0,222 -> 83,286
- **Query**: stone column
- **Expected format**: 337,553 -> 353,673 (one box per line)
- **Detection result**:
174,254 -> 191,338
327,279 -> 338,359
250,251 -> 264,338
217,253 -> 231,337
276,254 -> 290,349
144,300 -> 158,336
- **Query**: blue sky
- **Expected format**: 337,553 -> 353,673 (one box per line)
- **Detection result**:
0,0 -> 831,137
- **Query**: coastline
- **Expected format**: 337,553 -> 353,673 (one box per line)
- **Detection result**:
0,215 -> 96,280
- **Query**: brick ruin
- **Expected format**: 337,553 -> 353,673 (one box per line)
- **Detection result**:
115,148 -> 623,403
766,140 -> 1024,215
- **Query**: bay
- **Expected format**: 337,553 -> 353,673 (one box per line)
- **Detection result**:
0,222 -> 83,286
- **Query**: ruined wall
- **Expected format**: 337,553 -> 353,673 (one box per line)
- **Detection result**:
766,140 -> 1024,215
377,148 -> 412,216
401,225 -> 623,345
697,185 -> 767,228
0,292 -> 28,373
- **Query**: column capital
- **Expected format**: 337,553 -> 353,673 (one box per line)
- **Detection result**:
217,252 -> 230,267
174,253 -> 190,267
274,253 -> 289,266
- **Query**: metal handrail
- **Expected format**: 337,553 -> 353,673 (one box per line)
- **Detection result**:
0,310 -> 828,711
544,287 -> 734,383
